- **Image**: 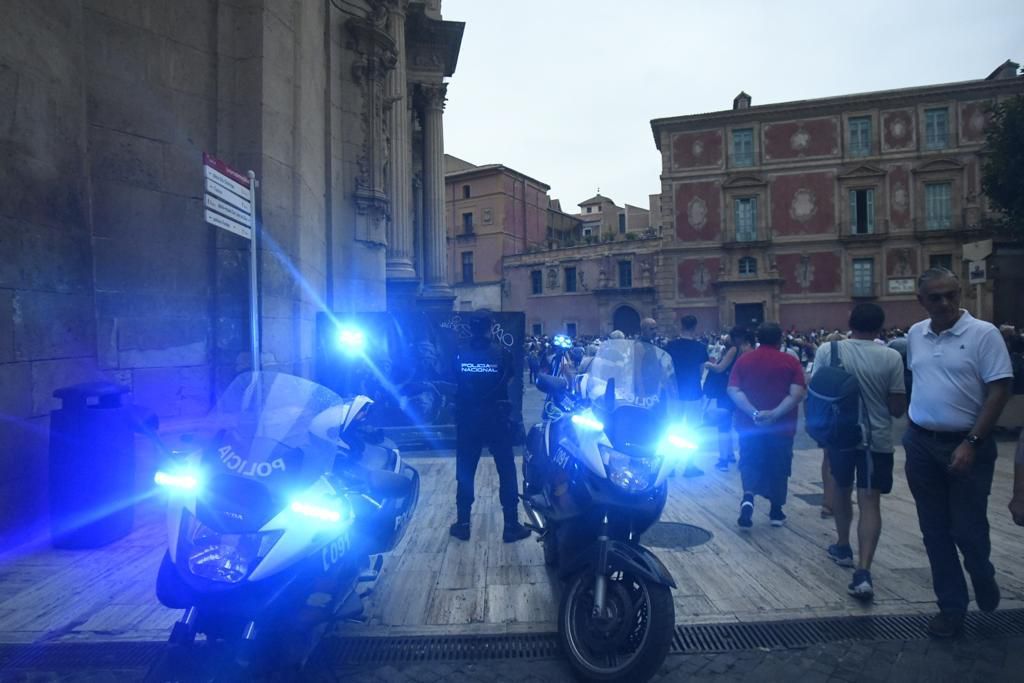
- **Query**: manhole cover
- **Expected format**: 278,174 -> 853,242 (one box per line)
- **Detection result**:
640,522 -> 712,550
794,492 -> 825,507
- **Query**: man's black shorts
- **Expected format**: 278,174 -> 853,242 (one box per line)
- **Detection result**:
827,448 -> 894,493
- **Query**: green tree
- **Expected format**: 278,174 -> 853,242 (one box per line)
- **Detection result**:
982,94 -> 1024,235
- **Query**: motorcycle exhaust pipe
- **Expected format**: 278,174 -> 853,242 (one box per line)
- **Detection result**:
524,506 -> 545,532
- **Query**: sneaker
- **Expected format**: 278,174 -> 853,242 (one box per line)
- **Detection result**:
715,459 -> 729,472
927,611 -> 964,639
827,544 -> 855,568
737,501 -> 753,529
848,569 -> 874,601
769,508 -> 786,527
973,575 -> 1001,613
502,522 -> 532,543
449,521 -> 470,541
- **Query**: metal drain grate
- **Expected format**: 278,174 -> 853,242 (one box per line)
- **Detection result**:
0,641 -> 165,669
321,632 -> 563,665
323,609 -> 1024,665
3,610 -> 1024,670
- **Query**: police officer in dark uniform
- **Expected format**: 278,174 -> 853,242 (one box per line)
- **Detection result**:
449,311 -> 532,543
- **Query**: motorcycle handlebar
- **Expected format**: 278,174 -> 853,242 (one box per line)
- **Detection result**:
536,373 -> 568,395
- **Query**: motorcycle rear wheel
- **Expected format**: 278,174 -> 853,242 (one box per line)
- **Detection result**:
558,569 -> 674,682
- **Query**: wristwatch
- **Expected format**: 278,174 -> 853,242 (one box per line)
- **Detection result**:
965,434 -> 982,447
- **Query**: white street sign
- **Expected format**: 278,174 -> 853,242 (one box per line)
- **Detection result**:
205,193 -> 251,226
204,164 -> 251,202
962,239 -> 993,262
205,177 -> 252,215
968,261 -> 987,285
205,208 -> 251,240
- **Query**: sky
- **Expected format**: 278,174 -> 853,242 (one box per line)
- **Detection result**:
441,0 -> 1024,213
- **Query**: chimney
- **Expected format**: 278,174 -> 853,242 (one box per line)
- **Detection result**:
733,91 -> 752,110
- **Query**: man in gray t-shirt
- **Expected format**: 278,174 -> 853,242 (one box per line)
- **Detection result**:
811,303 -> 907,602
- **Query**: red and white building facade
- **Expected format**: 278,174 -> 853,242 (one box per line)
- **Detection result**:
650,62 -> 1024,332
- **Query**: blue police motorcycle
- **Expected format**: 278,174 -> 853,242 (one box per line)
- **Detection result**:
523,339 -> 696,682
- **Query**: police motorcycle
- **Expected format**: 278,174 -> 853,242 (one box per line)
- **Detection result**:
522,339 -> 697,682
147,370 -> 419,681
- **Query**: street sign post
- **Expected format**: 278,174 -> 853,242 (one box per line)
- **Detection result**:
962,239 -> 992,320
203,153 -> 261,372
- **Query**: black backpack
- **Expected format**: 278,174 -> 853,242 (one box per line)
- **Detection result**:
805,341 -> 864,449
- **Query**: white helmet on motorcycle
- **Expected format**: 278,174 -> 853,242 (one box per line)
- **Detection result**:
309,395 -> 375,447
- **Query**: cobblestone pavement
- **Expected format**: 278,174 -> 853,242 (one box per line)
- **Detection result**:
3,635 -> 1022,682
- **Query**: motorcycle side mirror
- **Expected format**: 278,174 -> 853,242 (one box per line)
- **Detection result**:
536,373 -> 568,395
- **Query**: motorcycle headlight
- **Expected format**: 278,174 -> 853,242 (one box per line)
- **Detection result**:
600,445 -> 661,492
179,510 -> 282,584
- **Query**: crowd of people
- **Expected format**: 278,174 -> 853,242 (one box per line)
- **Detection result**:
522,266 -> 1024,638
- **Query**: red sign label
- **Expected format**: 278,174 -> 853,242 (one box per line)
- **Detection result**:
203,152 -> 250,188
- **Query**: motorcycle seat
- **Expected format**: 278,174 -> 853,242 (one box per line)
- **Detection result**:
358,443 -> 397,472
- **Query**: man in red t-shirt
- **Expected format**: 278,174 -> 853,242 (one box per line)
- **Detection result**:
727,322 -> 807,529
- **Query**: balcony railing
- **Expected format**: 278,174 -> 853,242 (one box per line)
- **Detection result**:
839,219 -> 889,242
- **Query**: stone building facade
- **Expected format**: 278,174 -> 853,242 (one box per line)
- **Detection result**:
0,0 -> 462,541
650,62 -> 1024,333
445,156 -> 581,311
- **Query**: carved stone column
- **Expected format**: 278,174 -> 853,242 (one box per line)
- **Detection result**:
384,1 -> 415,282
418,83 -> 454,307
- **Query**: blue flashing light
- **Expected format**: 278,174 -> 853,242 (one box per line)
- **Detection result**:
659,424 -> 699,457
290,496 -> 352,525
553,334 -> 573,349
155,468 -> 201,492
337,327 -> 366,355
571,413 -> 605,432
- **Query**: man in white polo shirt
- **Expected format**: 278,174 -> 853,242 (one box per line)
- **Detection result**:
904,267 -> 1013,638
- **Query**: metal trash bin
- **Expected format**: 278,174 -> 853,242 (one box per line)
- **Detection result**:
49,382 -> 135,548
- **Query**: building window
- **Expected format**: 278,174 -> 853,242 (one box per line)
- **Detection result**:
582,226 -> 593,237
930,253 -> 953,271
925,108 -> 948,149
853,258 -> 874,296
546,226 -> 554,241
566,322 -> 577,338
564,266 -> 577,293
462,184 -> 471,199
618,260 -> 632,288
531,270 -> 543,294
461,251 -> 473,283
532,323 -> 543,336
462,212 -> 474,234
849,188 -> 875,234
925,182 -> 952,230
734,197 -> 757,241
849,116 -> 871,156
733,128 -> 753,166
738,256 -> 757,276
586,206 -> 592,214
618,213 -> 626,234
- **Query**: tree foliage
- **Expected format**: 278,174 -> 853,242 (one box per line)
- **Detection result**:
982,94 -> 1024,235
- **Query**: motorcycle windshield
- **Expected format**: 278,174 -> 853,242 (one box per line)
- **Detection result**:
585,340 -> 677,409
201,372 -> 343,490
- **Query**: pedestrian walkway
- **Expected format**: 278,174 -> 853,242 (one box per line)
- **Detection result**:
0,383 -> 1021,645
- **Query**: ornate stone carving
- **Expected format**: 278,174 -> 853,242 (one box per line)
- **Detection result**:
795,255 -> 814,290
640,258 -> 653,286
692,262 -> 711,294
547,267 -> 559,289
891,248 -> 913,278
418,82 -> 448,111
790,189 -> 817,223
790,127 -> 811,152
687,196 -> 708,230
892,182 -> 909,212
889,118 -> 907,140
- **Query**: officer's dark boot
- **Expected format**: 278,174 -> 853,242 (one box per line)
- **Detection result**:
449,506 -> 471,541
502,506 -> 531,543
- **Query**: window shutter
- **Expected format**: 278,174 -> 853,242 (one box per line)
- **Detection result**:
849,190 -> 857,231
866,189 -> 875,233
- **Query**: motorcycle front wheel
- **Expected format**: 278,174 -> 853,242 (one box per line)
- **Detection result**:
558,568 -> 674,682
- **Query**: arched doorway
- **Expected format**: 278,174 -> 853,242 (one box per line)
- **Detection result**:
612,305 -> 641,337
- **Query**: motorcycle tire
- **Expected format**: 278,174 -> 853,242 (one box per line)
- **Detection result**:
558,570 -> 674,682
